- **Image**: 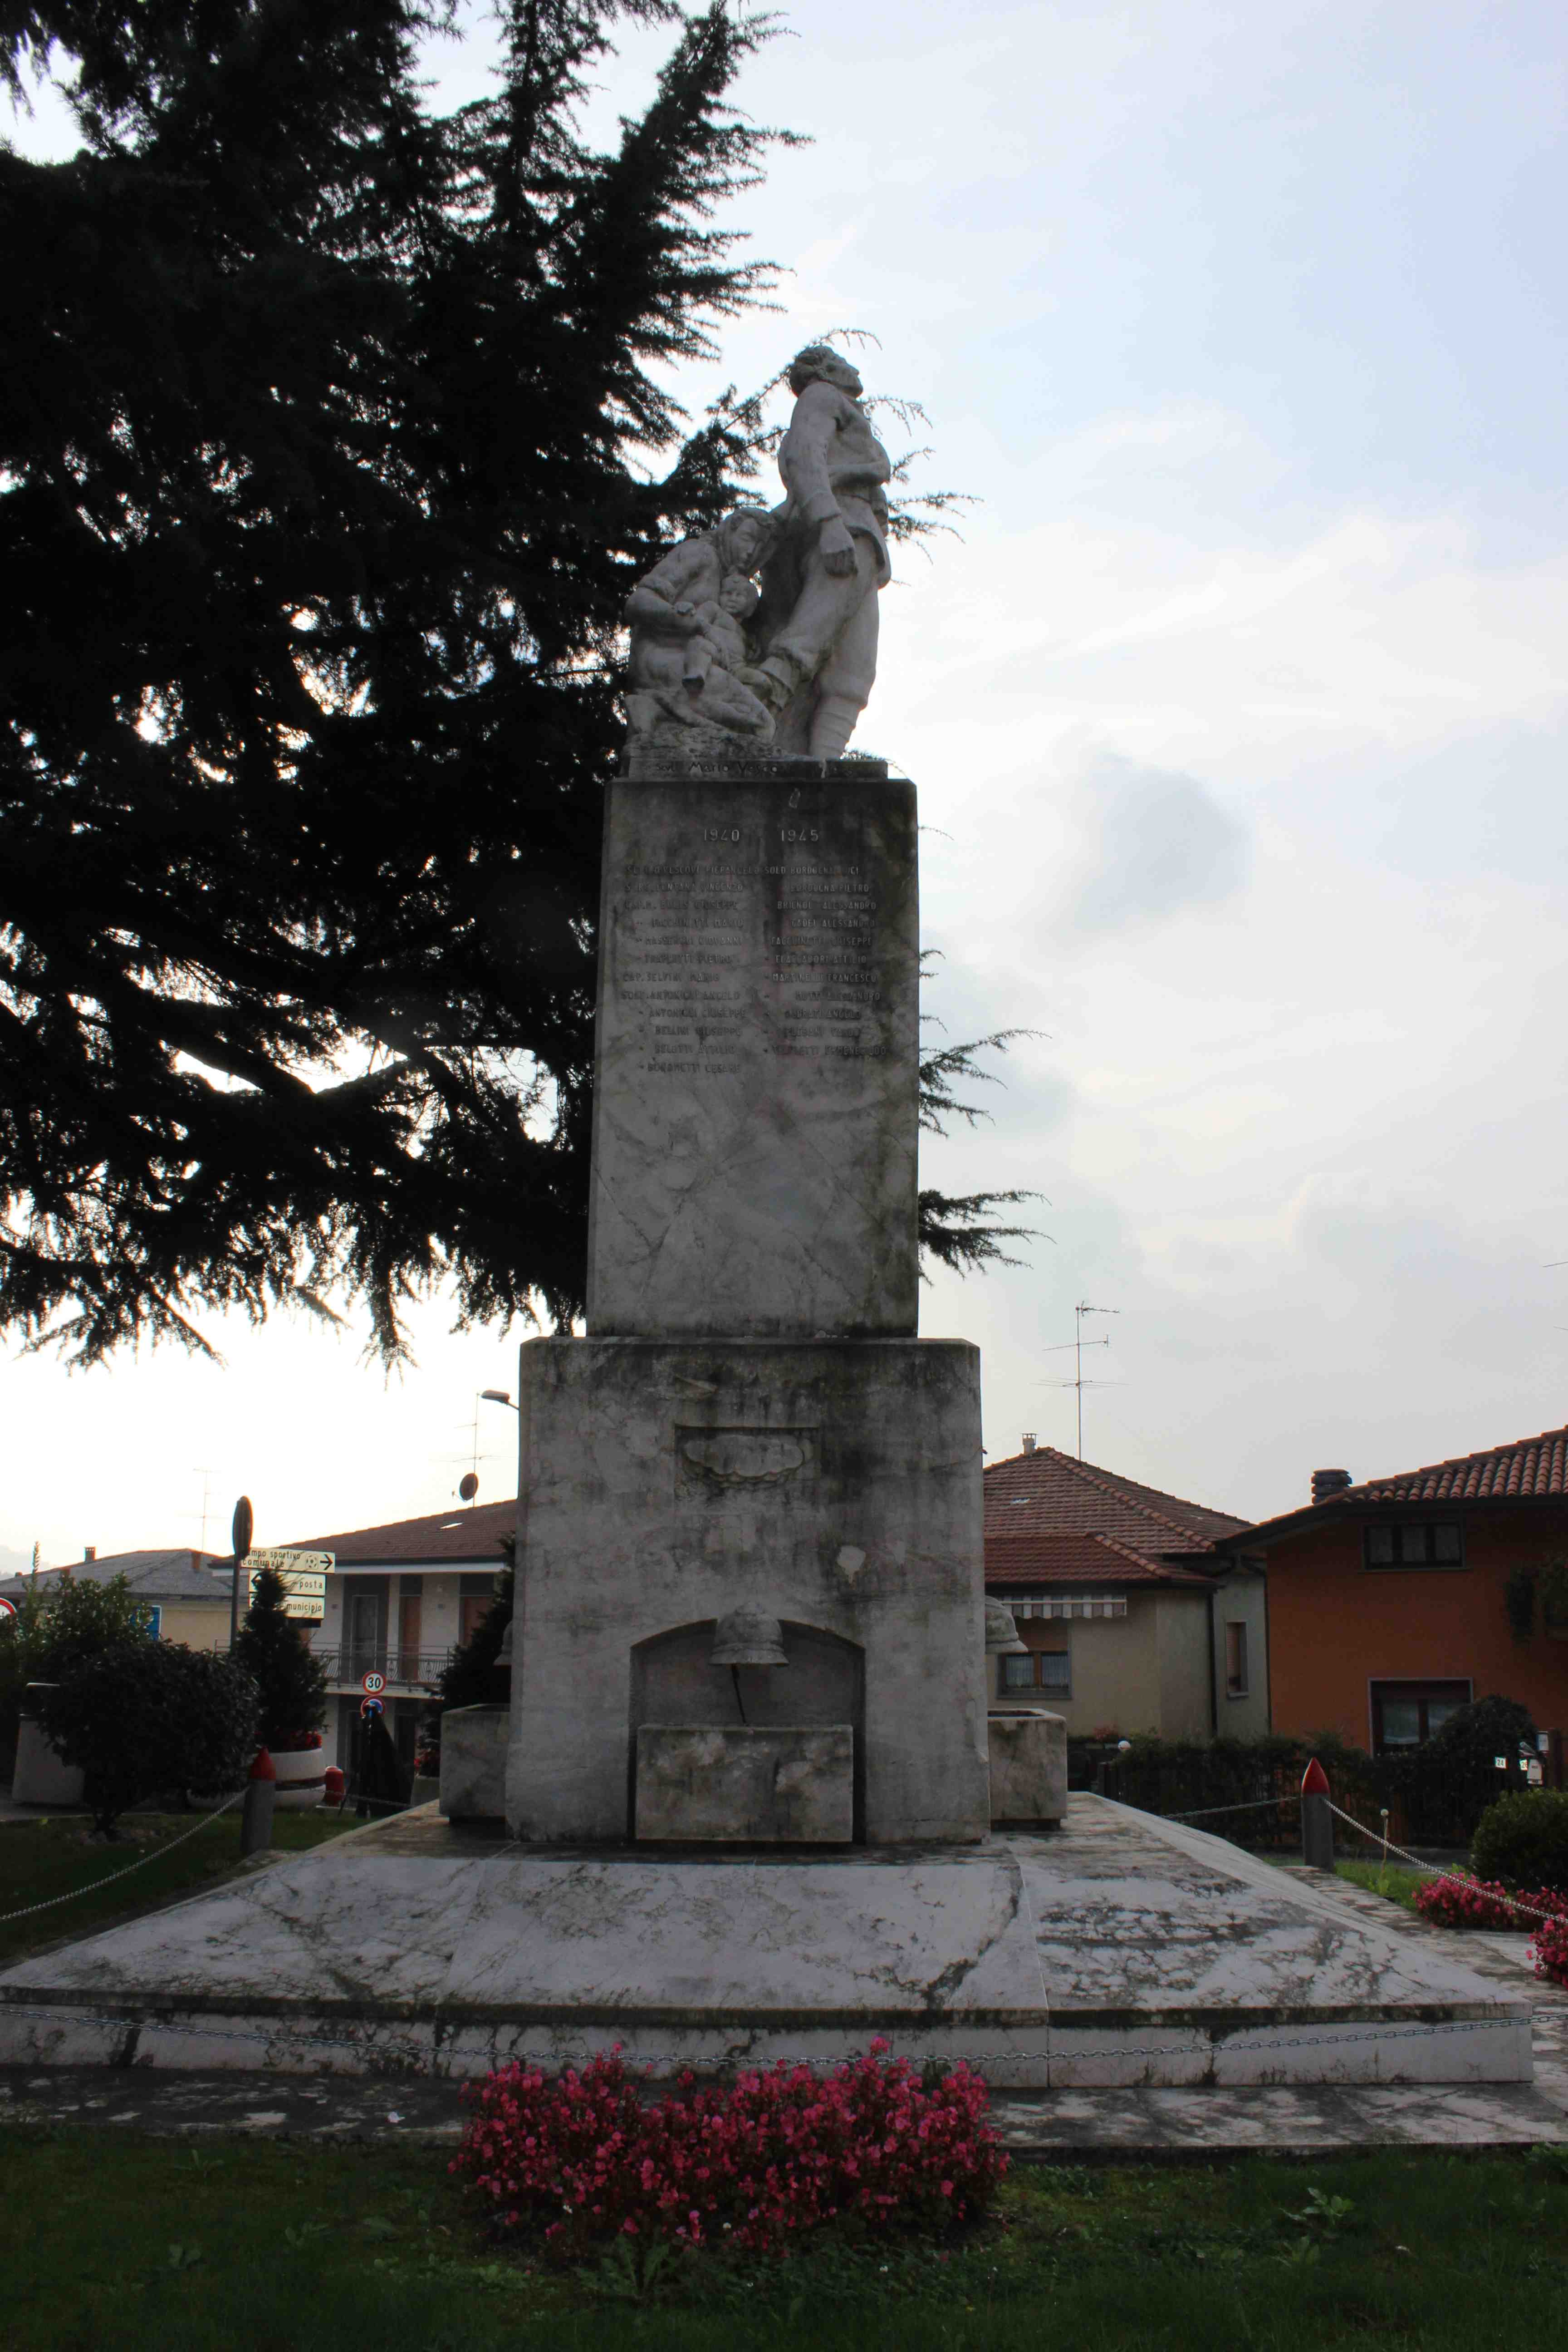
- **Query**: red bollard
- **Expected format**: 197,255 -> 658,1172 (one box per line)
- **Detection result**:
1300,1755 -> 1334,1870
323,1764 -> 346,1809
241,1746 -> 276,1856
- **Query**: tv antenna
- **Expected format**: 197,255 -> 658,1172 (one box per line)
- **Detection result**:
1039,1300 -> 1121,1458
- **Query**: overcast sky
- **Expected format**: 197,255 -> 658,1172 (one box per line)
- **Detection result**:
5,0 -> 1567,1573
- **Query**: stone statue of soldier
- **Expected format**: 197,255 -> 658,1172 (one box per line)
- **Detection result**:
746,343 -> 892,760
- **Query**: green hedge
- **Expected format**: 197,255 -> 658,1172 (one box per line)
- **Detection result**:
1471,1789 -> 1568,1891
1090,1698 -> 1544,1850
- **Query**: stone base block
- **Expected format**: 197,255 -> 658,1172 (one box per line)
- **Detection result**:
439,1706 -> 508,1820
988,1709 -> 1067,1827
635,1725 -> 853,1842
507,1335 -> 989,1846
12,1712 -> 84,1808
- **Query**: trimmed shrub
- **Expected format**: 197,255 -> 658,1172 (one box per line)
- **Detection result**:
39,1644 -> 259,1834
1413,1874 -> 1568,1930
1472,1789 -> 1568,1893
452,2042 -> 1005,2259
0,1570 -> 155,1777
233,1565 -> 328,1750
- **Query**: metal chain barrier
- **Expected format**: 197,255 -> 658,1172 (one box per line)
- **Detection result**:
1324,1799 -> 1567,1931
0,1788 -> 247,1927
1164,1795 -> 1303,1823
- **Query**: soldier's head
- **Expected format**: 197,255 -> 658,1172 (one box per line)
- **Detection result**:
786,343 -> 864,400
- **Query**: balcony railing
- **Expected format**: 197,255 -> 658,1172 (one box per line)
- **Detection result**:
310,1648 -> 455,1690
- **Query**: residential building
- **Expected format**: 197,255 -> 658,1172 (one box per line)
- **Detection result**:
1215,1427 -> 1568,1754
984,1442 -> 1267,1738
287,1501 -> 513,1780
0,1548 -> 231,1646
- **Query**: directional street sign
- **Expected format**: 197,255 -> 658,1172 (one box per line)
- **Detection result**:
241,1548 -> 333,1621
362,1671 -> 386,1695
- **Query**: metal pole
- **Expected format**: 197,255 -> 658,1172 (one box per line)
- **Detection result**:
240,1749 -> 275,1856
229,1496 -> 253,1654
1300,1756 -> 1334,1870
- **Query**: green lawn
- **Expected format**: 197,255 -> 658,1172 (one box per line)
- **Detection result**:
0,1807 -> 362,1968
1334,1858 -> 1430,1913
2,2131 -> 1567,2350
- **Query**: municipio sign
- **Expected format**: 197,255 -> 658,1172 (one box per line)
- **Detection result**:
242,1548 -> 333,1621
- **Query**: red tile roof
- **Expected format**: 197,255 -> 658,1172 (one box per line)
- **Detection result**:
983,1447 -> 1244,1588
282,1500 -> 515,1567
1346,1425 -> 1568,1504
1219,1421 -> 1568,1550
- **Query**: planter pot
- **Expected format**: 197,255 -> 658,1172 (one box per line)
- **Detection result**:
271,1746 -> 326,1811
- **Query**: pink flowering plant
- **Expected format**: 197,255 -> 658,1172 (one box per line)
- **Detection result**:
1533,1916 -> 1568,1989
451,2040 -> 1006,2263
1413,1874 -> 1568,1932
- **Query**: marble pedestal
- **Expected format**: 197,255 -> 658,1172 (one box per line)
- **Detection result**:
506,1333 -> 990,1846
587,762 -> 917,1339
988,1709 -> 1067,1828
439,1706 -> 508,1821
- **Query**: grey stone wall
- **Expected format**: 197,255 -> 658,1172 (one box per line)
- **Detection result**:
506,1334 -> 990,1844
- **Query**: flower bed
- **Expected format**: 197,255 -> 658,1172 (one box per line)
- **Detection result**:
1412,1874 -> 1568,1932
1534,1917 -> 1568,1988
451,2042 -> 1005,2260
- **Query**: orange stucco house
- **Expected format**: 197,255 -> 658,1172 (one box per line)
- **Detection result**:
1215,1424 -> 1568,1755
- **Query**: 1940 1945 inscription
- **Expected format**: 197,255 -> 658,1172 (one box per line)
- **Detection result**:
585,774 -> 919,1340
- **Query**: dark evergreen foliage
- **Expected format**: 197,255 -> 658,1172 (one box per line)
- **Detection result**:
0,1568 -> 153,1772
426,1564 -> 514,1748
2,2 -> 1029,1362
233,1563 -> 328,1748
39,1642 -> 259,1833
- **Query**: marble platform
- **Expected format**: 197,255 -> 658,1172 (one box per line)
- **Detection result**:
0,1798 -> 1530,2088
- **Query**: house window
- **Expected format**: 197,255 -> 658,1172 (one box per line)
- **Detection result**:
1225,1621 -> 1248,1698
1000,1649 -> 1070,1697
1363,1523 -> 1464,1570
1370,1679 -> 1471,1754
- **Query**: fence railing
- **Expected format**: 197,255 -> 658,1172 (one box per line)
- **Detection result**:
1088,1738 -> 1552,1852
309,1648 -> 454,1689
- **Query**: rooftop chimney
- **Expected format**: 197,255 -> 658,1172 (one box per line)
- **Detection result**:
83,1545 -> 96,1563
1311,1469 -> 1352,1505
1021,1432 -> 1037,1455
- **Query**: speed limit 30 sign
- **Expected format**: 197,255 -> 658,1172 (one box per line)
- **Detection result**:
362,1670 -> 386,1695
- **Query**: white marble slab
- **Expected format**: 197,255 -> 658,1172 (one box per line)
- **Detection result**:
0,1798 -> 1531,2087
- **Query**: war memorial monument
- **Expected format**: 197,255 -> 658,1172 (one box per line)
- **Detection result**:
0,348 -> 1539,2106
